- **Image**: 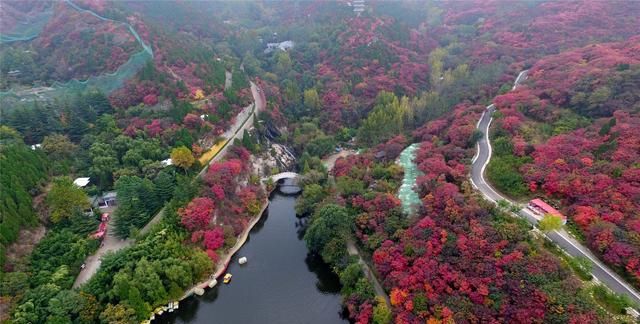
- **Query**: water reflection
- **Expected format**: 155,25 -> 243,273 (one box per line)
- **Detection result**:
276,178 -> 302,195
305,253 -> 342,294
295,216 -> 308,240
155,180 -> 347,324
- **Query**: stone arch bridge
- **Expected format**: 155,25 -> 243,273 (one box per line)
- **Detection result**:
262,172 -> 300,184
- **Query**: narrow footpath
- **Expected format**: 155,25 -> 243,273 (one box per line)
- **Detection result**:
322,149 -> 357,170
224,70 -> 232,90
346,240 -> 391,307
323,150 -> 391,308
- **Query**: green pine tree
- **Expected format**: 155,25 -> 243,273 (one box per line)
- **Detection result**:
154,171 -> 175,203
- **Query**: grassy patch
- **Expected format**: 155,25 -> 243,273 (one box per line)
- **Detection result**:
591,284 -> 635,315
486,154 -> 531,198
485,132 -> 532,199
543,240 -> 593,281
565,221 -> 587,243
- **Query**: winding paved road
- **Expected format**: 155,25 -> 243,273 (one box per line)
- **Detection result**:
470,71 -> 640,306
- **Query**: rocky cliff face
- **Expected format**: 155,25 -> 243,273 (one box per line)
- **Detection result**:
251,143 -> 297,178
271,143 -> 296,171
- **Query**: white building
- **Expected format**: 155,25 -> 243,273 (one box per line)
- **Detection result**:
264,40 -> 295,54
91,191 -> 118,209
73,177 -> 91,188
161,158 -> 173,167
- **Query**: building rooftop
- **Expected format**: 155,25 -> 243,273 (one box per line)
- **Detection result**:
73,177 -> 90,188
264,40 -> 295,54
103,191 -> 117,199
530,198 -> 565,220
161,158 -> 173,167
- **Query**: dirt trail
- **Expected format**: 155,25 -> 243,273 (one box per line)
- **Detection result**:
322,149 -> 357,171
72,207 -> 132,288
3,183 -> 52,268
346,240 -> 391,307
4,226 -> 46,269
224,70 -> 232,90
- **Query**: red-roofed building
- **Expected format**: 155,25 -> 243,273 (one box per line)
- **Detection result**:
527,198 -> 567,224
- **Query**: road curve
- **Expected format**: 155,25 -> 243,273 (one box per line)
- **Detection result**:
470,71 -> 640,306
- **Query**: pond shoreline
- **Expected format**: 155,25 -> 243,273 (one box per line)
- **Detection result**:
148,184 -> 274,321
147,197 -> 269,320
192,199 -> 270,293
153,181 -> 347,323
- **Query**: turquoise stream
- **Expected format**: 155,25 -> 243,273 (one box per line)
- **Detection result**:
397,143 -> 422,215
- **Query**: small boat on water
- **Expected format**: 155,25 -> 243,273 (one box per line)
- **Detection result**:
168,301 -> 179,312
167,301 -> 179,311
194,287 -> 205,295
223,273 -> 233,284
238,257 -> 248,265
208,278 -> 218,288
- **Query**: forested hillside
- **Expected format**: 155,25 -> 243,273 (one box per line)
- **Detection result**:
0,0 -> 255,321
0,1 -> 141,88
0,139 -> 48,267
326,130 -> 606,322
1,0 -> 639,322
487,37 -> 640,289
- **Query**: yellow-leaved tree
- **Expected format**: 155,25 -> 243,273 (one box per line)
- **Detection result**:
171,146 -> 195,172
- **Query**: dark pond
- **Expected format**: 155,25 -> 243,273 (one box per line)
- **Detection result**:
156,179 -> 348,324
